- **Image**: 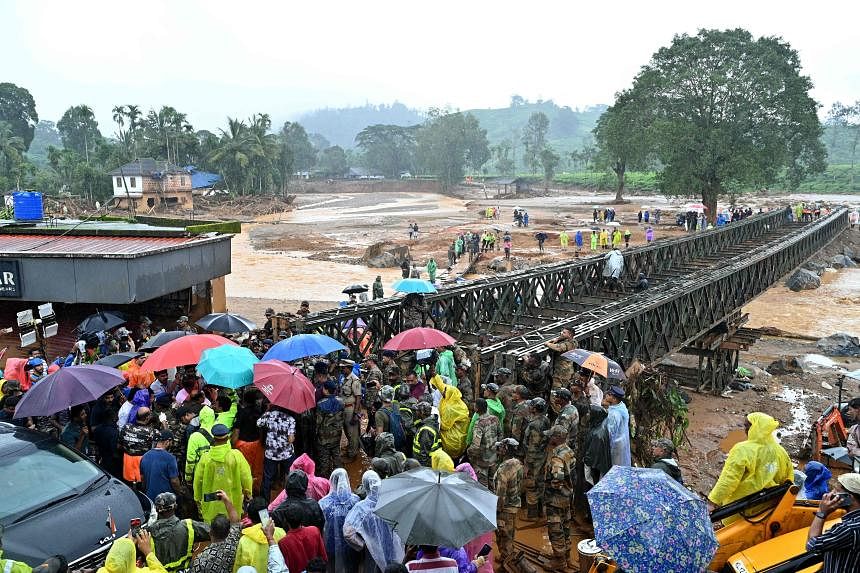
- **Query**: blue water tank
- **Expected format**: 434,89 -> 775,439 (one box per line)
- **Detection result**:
12,192 -> 44,221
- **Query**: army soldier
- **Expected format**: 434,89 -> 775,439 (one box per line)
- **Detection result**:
522,398 -> 550,519
552,387 -> 580,449
507,386 -> 531,447
544,327 -> 577,391
315,380 -> 344,477
543,425 -> 576,569
338,359 -> 363,460
520,352 -> 550,399
455,363 -> 474,410
493,438 -> 523,565
362,354 -> 383,424
466,398 -> 501,487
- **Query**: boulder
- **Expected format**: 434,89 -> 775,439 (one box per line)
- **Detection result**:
784,268 -> 820,291
816,332 -> 860,357
830,254 -> 857,269
487,257 -> 509,271
766,358 -> 802,375
366,252 -> 399,268
802,260 -> 827,276
843,246 -> 856,261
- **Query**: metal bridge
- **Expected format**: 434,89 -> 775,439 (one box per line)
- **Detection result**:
291,208 -> 848,389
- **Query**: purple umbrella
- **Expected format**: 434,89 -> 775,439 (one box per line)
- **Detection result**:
14,365 -> 125,418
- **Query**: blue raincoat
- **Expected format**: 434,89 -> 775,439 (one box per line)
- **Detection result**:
319,468 -> 360,573
606,401 -> 631,467
343,471 -> 405,572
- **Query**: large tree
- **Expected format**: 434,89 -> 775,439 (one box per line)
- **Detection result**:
0,121 -> 26,187
416,110 -> 489,190
317,145 -> 348,177
354,124 -> 416,177
521,111 -> 549,174
539,146 -> 560,189
57,105 -> 102,162
632,28 -> 825,216
0,83 -> 38,151
826,101 -> 860,186
593,88 -> 654,202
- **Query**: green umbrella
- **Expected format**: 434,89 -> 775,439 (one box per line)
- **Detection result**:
197,345 -> 259,389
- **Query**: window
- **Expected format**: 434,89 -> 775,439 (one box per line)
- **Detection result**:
115,177 -> 122,187
181,177 -> 186,186
130,177 -> 136,188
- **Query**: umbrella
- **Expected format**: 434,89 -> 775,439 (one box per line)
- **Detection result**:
342,284 -> 369,294
14,365 -> 125,418
76,310 -> 125,335
197,345 -> 259,389
252,360 -> 316,413
374,467 -> 497,547
138,330 -> 195,352
392,278 -> 437,294
142,334 -> 237,371
195,312 -> 257,334
94,351 -> 143,369
262,333 -> 346,362
342,318 -> 367,331
561,348 -> 627,380
587,466 -> 718,573
383,327 -> 456,351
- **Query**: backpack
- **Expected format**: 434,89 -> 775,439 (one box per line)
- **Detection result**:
384,405 -> 406,449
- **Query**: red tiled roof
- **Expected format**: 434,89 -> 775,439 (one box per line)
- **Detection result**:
0,234 -> 207,256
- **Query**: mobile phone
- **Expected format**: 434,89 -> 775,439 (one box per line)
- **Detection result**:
477,543 -> 492,558
258,508 -> 271,527
129,518 -> 142,537
836,492 -> 853,508
203,492 -> 220,503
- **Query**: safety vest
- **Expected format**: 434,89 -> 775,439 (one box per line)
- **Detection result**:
152,519 -> 195,572
413,424 -> 441,456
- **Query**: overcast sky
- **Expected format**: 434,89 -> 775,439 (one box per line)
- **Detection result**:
3,0 -> 858,133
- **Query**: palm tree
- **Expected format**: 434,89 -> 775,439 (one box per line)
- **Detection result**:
208,118 -> 256,195
0,121 -> 26,182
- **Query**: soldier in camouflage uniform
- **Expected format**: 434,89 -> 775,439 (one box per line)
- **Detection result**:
315,380 -> 345,478
394,384 -> 417,456
454,363 -> 474,411
362,354 -> 384,426
551,387 -> 580,450
465,398 -> 501,488
168,405 -> 196,476
370,432 -> 406,478
381,349 -> 401,384
543,424 -> 576,568
493,437 -> 523,564
522,397 -> 550,519
520,352 -> 550,400
544,327 -> 578,392
507,386 -> 531,448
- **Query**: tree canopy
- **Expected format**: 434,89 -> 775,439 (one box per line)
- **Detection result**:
57,105 -> 102,160
355,124 -> 417,178
416,110 -> 489,190
0,83 -> 39,151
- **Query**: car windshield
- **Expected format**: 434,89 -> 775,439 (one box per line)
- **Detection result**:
0,440 -> 102,524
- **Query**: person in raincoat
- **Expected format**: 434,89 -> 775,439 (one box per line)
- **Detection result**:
434,347 -> 459,387
707,412 -> 794,511
603,386 -> 631,468
268,453 -> 331,509
98,533 -> 168,573
320,469 -> 360,573
426,258 -> 438,283
234,497 -> 286,573
611,229 -> 622,248
185,406 -> 216,482
598,229 -> 609,250
574,230 -> 583,254
798,461 -> 831,500
430,373 -> 470,457
120,389 -> 151,429
589,230 -> 598,252
602,249 -> 624,291
193,424 -> 253,522
559,230 -> 569,249
343,471 -> 405,572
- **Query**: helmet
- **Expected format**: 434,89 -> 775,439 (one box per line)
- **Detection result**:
155,492 -> 177,511
528,397 -> 547,412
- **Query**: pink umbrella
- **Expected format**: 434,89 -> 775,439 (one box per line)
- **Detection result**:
252,360 -> 316,413
383,327 -> 456,351
142,334 -> 237,371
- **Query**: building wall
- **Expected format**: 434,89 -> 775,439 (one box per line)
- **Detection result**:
113,173 -> 194,210
112,175 -> 144,198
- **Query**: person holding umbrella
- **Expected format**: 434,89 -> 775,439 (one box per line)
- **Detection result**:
543,425 -> 576,569
603,385 -> 631,468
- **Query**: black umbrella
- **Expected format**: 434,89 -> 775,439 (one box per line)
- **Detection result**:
342,284 -> 369,294
139,330 -> 195,352
195,312 -> 257,334
77,310 -> 126,335
95,351 -> 143,368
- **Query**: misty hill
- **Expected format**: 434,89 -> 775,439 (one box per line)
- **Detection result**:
299,103 -> 424,148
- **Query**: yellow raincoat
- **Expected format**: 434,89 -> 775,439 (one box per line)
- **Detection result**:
96,538 -> 167,573
0,550 -> 32,573
431,374 -> 470,457
185,406 -> 215,482
708,412 -> 793,507
233,523 -> 286,573
193,442 -> 253,522
430,448 -> 455,471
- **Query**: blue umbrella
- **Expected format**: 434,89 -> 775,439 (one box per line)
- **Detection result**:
392,278 -> 437,294
586,466 -> 718,573
197,345 -> 259,389
262,333 -> 346,362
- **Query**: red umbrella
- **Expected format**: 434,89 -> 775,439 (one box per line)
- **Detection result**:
142,334 -> 237,371
383,327 -> 456,351
253,360 -> 316,413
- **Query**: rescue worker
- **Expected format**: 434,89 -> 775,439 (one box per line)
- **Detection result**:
192,424 -> 253,522
454,363 -> 474,410
394,384 -> 417,455
707,412 -> 794,512
543,425 -> 576,569
431,371 -> 469,458
362,354 -> 383,426
338,359 -> 363,460
520,353 -> 549,398
412,402 -> 440,467
494,438 -> 523,566
552,387 -> 579,449
372,276 -> 384,300
176,316 -> 198,334
523,398 -> 550,520
466,383 -> 505,446
465,398 -> 501,488
507,386 -> 531,447
148,492 -> 211,573
315,380 -> 344,478
544,327 -> 577,392
184,406 -> 215,482
371,432 -> 406,478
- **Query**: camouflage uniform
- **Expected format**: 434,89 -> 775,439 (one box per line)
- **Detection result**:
372,433 -> 406,478
466,413 -> 501,488
494,456 -> 524,560
382,359 -> 401,383
555,403 -> 580,450
362,364 -> 383,422
544,337 -> 578,390
457,374 -> 474,410
508,400 -> 530,447
167,417 -> 189,473
523,413 -> 550,513
340,372 -> 363,458
544,441 -> 576,563
315,395 -> 345,477
521,360 -> 550,399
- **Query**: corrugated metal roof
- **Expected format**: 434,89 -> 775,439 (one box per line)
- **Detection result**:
0,234 -> 211,256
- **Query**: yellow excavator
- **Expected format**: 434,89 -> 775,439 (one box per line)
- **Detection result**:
581,482 -> 845,573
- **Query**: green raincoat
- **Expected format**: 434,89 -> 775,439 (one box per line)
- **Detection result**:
193,442 -> 253,522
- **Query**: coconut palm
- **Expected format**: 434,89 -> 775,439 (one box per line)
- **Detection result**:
0,120 -> 26,180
